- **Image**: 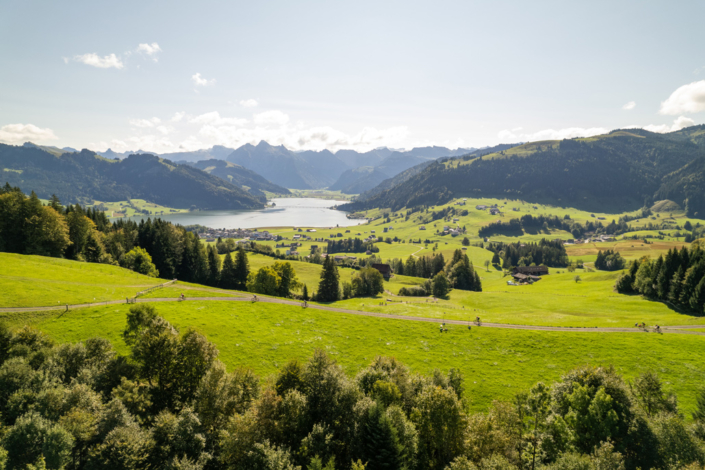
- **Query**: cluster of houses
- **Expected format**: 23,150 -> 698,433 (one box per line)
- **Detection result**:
476,204 -> 501,215
562,234 -> 616,245
199,228 -> 276,243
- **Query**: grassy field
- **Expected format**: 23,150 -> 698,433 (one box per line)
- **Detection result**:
0,253 -> 236,308
5,300 -> 705,416
85,199 -> 189,218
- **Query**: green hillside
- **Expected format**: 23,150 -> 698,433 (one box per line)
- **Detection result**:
0,144 -> 264,210
343,127 -> 705,213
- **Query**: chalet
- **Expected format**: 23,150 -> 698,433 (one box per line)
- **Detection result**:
372,263 -> 393,280
419,226 -> 426,230
476,205 -> 487,210
489,208 -> 500,215
307,229 -> 317,232
512,266 -> 549,276
453,218 -> 459,222
285,250 -> 299,256
310,245 -> 319,251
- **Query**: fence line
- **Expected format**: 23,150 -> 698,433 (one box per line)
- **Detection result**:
134,280 -> 177,299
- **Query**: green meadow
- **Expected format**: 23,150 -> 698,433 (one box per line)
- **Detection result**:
4,300 -> 704,416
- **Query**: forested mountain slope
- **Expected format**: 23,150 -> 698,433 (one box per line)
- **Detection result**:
186,159 -> 290,199
0,144 -> 263,210
341,128 -> 705,212
328,166 -> 390,193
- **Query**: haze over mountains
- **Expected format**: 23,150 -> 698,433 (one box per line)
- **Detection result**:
95,141 -> 478,192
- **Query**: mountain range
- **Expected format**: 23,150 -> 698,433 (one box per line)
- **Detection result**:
95,142 -> 478,191
0,144 -> 263,210
341,126 -> 705,216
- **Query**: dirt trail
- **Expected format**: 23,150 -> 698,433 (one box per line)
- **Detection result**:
4,295 -> 703,336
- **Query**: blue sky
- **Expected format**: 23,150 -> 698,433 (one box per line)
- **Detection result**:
1,0 -> 704,153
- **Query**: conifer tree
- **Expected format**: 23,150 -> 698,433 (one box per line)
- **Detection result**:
302,284 -> 310,301
317,256 -> 340,302
359,404 -> 402,470
668,266 -> 684,303
220,252 -> 237,289
206,245 -> 221,287
234,245 -> 250,290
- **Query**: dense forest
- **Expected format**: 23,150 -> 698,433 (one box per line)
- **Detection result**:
0,314 -> 703,470
616,245 -> 705,314
0,144 -> 263,210
342,127 -> 705,213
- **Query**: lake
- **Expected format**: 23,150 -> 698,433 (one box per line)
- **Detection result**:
115,198 -> 365,229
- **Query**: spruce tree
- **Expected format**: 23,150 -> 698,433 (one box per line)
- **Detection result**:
302,284 -> 310,301
668,266 -> 684,303
359,404 -> 402,470
317,256 -> 340,302
690,277 -> 705,313
234,246 -> 250,290
206,244 -> 221,287
220,252 -> 237,289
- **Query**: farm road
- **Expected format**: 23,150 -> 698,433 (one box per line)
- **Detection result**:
2,294 -> 704,336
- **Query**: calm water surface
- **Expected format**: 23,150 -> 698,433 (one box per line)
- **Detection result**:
115,198 -> 364,229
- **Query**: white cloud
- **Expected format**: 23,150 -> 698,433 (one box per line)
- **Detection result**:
659,80 -> 705,115
73,53 -> 124,69
622,101 -> 636,110
254,110 -> 290,126
156,125 -> 174,135
192,73 -> 215,87
0,123 -> 58,144
497,126 -> 608,143
240,99 -> 258,108
129,117 -> 161,128
136,42 -> 162,56
170,112 -> 185,122
511,126 -> 523,132
642,116 -> 695,134
189,111 -> 248,126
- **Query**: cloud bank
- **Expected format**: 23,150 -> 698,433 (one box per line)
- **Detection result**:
0,123 -> 58,144
73,53 -> 124,69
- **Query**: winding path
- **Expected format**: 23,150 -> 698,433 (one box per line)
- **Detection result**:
2,294 -> 704,336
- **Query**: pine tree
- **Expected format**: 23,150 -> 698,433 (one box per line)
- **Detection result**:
302,284 -> 309,301
359,404 -> 402,470
220,252 -> 237,289
690,277 -> 705,314
206,244 -> 221,287
48,194 -> 62,212
491,252 -> 500,265
668,266 -> 684,304
317,256 -> 340,302
234,246 -> 250,290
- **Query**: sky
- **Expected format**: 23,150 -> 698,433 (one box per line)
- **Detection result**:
1,0 -> 705,154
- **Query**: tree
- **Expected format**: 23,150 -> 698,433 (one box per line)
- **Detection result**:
432,271 -> 451,298
484,260 -> 490,272
302,284 -> 310,301
220,252 -> 237,289
66,209 -> 97,260
3,412 -> 74,470
24,205 -> 71,257
123,247 -> 159,277
491,252 -> 500,265
206,244 -> 221,286
273,261 -> 300,298
234,246 -> 250,290
574,275 -> 581,283
247,267 -> 281,296
359,403 -> 403,470
317,256 -> 341,302
462,237 -> 470,246
351,267 -> 385,297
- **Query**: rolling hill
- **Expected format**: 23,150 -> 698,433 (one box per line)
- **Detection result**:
0,144 -> 264,210
341,127 -> 705,212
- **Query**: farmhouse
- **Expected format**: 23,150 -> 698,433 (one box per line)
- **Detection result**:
489,208 -> 500,215
476,205 -> 487,210
372,263 -> 393,280
512,266 -> 549,276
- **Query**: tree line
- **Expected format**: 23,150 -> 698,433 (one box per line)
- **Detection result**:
0,311 -> 704,470
594,250 -> 626,271
616,245 -> 705,313
486,240 -> 569,269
